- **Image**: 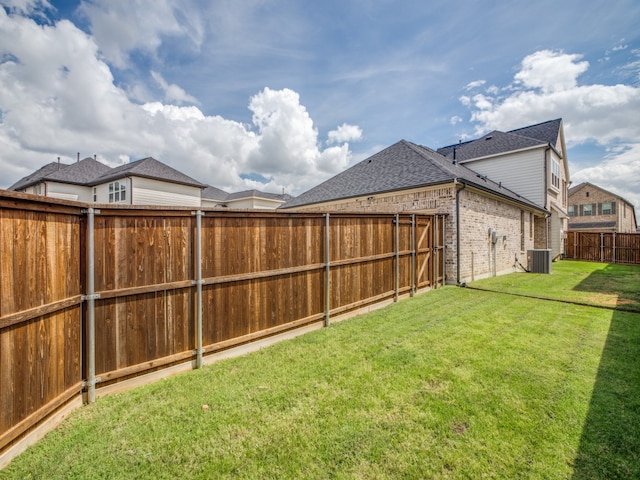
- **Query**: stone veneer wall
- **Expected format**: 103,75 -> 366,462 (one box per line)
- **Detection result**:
292,185 -> 536,284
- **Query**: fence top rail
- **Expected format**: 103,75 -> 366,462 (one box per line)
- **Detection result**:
1,191 -> 444,220
0,189 -> 85,215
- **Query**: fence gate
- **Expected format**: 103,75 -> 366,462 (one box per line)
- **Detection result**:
414,215 -> 435,289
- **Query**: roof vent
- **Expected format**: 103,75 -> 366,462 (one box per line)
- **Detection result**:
485,136 -> 493,140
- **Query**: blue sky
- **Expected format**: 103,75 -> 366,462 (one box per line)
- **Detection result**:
1,0 -> 639,209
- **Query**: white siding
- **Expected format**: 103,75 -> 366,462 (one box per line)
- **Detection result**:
226,198 -> 283,209
46,181 -> 92,202
550,210 -> 563,259
461,148 -> 545,207
130,177 -> 201,206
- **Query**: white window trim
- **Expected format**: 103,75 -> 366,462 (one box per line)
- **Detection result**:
108,180 -> 127,204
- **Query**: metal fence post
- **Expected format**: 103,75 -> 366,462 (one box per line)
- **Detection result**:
600,232 -> 604,263
85,208 -> 98,403
324,214 -> 331,327
195,211 -> 204,369
433,215 -> 440,289
441,215 -> 446,287
394,214 -> 400,302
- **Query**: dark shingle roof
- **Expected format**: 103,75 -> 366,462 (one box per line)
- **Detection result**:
438,131 -> 545,162
569,221 -> 617,229
438,118 -> 562,160
225,189 -> 292,202
9,161 -> 69,190
509,118 -> 562,147
201,185 -> 229,201
91,157 -> 205,188
282,140 -> 543,210
46,157 -> 112,185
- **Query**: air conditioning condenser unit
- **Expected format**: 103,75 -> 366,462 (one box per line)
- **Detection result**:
527,249 -> 551,274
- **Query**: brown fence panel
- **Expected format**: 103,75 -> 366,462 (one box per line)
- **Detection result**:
0,194 -> 83,453
565,231 -> 640,265
201,213 -> 326,349
329,215 -> 396,315
615,233 -> 640,265
92,212 -> 196,385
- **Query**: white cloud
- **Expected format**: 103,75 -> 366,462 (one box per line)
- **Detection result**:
150,71 -> 199,105
465,80 -> 485,90
77,0 -> 204,69
327,123 -> 363,144
0,0 -> 52,16
466,51 -> 640,145
0,11 -> 354,195
571,143 -> 640,208
514,50 -> 589,94
462,48 -> 640,214
449,115 -> 462,125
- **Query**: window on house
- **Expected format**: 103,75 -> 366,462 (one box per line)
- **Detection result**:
581,204 -> 594,216
520,211 -> 525,251
109,181 -> 127,203
529,212 -> 533,239
568,205 -> 575,217
551,160 -> 561,189
93,187 -> 97,202
601,202 -> 612,215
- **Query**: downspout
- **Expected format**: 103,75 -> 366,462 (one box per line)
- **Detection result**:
456,179 -> 467,285
543,146 -> 551,249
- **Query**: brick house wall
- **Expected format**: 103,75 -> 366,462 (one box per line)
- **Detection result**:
292,184 -> 538,284
569,185 -> 638,233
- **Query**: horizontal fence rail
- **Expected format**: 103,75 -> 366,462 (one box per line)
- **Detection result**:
0,190 -> 445,464
565,231 -> 640,265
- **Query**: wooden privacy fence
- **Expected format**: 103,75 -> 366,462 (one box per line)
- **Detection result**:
0,191 -> 445,462
565,231 -> 640,265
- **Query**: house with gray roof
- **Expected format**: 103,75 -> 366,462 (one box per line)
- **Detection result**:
282,119 -> 570,283
568,182 -> 637,233
10,156 -> 292,209
438,118 -> 569,259
88,157 -> 206,207
8,157 -> 112,202
201,186 -> 293,209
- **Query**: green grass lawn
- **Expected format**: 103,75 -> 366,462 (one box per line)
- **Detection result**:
2,261 -> 639,479
468,259 -> 640,311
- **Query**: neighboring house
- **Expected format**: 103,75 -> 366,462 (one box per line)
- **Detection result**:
89,157 -> 205,207
568,182 -> 637,233
9,156 -> 205,206
10,157 -> 292,209
8,157 -> 111,202
201,186 -> 293,209
437,118 -> 570,259
281,139 -> 548,284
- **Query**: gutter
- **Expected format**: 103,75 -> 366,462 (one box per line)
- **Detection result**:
455,179 -> 467,285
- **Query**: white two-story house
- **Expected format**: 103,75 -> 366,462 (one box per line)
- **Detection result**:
9,156 -> 206,206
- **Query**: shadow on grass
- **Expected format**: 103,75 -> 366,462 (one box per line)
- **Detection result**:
571,272 -> 640,479
570,263 -> 640,310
